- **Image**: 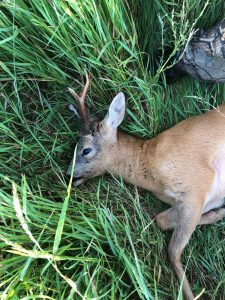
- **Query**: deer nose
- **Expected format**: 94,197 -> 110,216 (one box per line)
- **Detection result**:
65,174 -> 73,182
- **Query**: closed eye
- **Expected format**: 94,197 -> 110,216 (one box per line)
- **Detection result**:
82,148 -> 92,156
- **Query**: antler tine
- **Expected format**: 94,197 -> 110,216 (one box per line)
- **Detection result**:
68,71 -> 91,133
80,70 -> 90,103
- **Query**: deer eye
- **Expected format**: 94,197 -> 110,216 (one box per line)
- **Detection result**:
82,148 -> 92,156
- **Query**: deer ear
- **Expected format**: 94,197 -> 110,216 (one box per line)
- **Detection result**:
102,92 -> 125,129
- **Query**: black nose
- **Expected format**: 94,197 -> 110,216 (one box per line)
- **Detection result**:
65,174 -> 72,183
65,175 -> 82,183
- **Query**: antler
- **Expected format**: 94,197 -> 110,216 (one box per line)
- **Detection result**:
69,71 -> 91,134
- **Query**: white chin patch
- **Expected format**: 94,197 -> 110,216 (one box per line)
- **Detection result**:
73,177 -> 85,186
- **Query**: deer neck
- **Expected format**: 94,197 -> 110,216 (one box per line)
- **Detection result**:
108,131 -> 158,191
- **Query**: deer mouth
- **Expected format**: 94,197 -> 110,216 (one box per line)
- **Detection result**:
73,176 -> 85,186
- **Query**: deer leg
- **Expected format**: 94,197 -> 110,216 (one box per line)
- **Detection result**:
156,206 -> 225,231
199,207 -> 225,225
156,207 -> 179,231
168,198 -> 204,300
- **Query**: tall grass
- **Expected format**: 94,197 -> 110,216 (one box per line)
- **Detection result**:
0,0 -> 225,299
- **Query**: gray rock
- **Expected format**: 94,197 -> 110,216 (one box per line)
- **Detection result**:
167,19 -> 225,83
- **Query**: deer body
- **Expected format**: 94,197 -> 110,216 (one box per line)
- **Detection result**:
109,107 -> 225,212
67,75 -> 225,299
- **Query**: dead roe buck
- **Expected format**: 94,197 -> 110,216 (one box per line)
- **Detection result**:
66,73 -> 225,300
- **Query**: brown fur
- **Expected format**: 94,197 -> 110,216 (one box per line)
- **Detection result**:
67,86 -> 225,300
104,105 -> 225,299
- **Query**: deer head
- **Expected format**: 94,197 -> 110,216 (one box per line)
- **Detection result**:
66,73 -> 125,186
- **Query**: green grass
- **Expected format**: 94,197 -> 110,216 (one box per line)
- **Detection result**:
0,0 -> 225,299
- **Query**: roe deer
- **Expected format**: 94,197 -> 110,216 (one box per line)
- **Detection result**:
67,73 -> 225,300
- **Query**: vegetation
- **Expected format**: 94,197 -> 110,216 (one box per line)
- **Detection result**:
0,0 -> 224,299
